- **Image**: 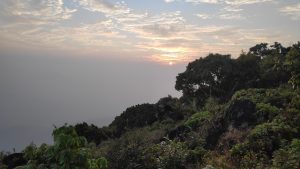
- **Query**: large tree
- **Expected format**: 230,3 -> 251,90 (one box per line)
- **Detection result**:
175,54 -> 235,105
259,42 -> 290,87
285,42 -> 300,89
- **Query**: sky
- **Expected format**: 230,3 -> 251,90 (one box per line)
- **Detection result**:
0,0 -> 300,151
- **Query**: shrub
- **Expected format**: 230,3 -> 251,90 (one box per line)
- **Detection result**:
149,140 -> 188,169
185,111 -> 213,129
230,120 -> 297,168
20,125 -> 108,169
255,103 -> 280,122
104,128 -> 158,169
272,139 -> 300,169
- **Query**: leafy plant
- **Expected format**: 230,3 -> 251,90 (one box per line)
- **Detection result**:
184,111 -> 213,129
272,139 -> 300,169
20,125 -> 108,169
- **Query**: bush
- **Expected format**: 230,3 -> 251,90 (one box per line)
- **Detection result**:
230,120 -> 297,168
20,125 -> 108,169
147,140 -> 188,169
185,111 -> 213,129
272,139 -> 300,169
104,128 -> 158,169
255,103 -> 280,123
231,87 -> 296,109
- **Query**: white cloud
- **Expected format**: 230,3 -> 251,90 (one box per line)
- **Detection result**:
0,0 -> 76,25
183,0 -> 273,22
0,0 -> 295,64
185,0 -> 220,4
75,0 -> 116,13
223,6 -> 243,12
280,3 -> 300,20
181,0 -> 273,5
218,5 -> 245,20
195,7 -> 244,20
164,0 -> 176,3
224,0 -> 273,6
196,13 -> 210,19
219,13 -> 245,20
73,0 -> 148,25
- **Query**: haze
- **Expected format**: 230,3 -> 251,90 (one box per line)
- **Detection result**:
1,0 -> 300,151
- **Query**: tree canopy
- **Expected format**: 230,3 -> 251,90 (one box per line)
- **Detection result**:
175,42 -> 298,107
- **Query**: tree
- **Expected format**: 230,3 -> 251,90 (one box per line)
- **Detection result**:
175,54 -> 235,105
75,123 -> 113,145
19,125 -> 108,169
285,42 -> 300,89
259,42 -> 290,87
249,43 -> 270,58
234,52 -> 261,89
110,104 -> 159,136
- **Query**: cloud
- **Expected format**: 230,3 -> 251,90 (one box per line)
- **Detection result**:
164,0 -> 176,3
121,11 -> 185,38
171,0 -> 273,5
219,13 -> 244,19
183,0 -> 273,21
119,9 -> 283,62
75,0 -> 117,13
185,0 -> 219,4
194,6 -> 244,20
0,0 -> 76,25
162,0 -> 220,4
73,0 -> 148,25
196,13 -> 210,19
224,0 -> 273,6
0,0 -> 295,65
223,6 -> 243,12
218,5 -> 245,20
0,18 -> 126,55
280,3 -> 300,20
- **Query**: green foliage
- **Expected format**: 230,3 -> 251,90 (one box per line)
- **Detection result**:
148,140 -> 188,169
110,104 -> 159,134
185,142 -> 207,166
110,97 -> 184,137
231,88 -> 267,103
231,86 -> 296,109
203,97 -> 224,114
175,42 -> 299,106
184,111 -> 213,129
87,158 -> 108,169
249,43 -> 270,57
145,136 -> 207,169
290,95 -> 300,109
175,54 -> 235,105
255,103 -> 280,122
75,122 -> 113,145
272,139 -> 300,169
230,118 -> 298,168
285,42 -> 300,89
103,128 -> 160,169
234,53 -> 261,89
20,125 -> 108,169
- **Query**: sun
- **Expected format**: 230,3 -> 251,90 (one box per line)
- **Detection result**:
168,61 -> 174,66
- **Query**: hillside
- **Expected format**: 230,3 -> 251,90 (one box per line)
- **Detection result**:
1,41 -> 300,169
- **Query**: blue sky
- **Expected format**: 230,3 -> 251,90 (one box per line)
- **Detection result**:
0,0 -> 300,64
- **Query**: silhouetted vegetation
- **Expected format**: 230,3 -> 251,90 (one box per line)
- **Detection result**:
2,41 -> 300,169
